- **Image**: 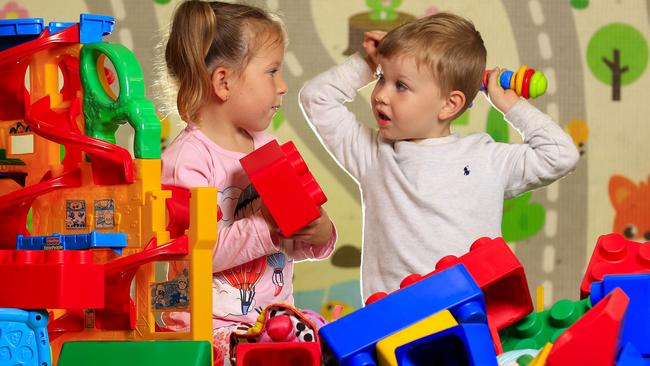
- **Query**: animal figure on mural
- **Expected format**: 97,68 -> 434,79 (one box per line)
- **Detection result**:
609,175 -> 650,241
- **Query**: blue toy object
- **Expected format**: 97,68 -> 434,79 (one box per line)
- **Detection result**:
78,14 -> 114,44
617,343 -> 650,366
16,231 -> 126,254
591,273 -> 650,357
0,308 -> 51,366
0,18 -> 44,51
394,323 -> 497,366
319,264 -> 487,366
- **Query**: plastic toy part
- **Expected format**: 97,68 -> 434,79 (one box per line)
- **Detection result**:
235,342 -> 321,366
617,343 -> 650,366
78,14 -> 115,44
57,341 -> 212,366
368,237 -> 532,354
393,323 -> 497,366
240,140 -> 327,236
376,310 -> 458,366
0,18 -> 44,51
319,264 -> 486,366
580,233 -> 650,298
480,66 -> 547,99
17,231 -> 127,254
545,287 -> 629,366
499,297 -> 592,352
80,42 -> 161,160
527,342 -> 552,366
0,249 -> 104,309
591,273 -> 650,356
0,308 -> 51,366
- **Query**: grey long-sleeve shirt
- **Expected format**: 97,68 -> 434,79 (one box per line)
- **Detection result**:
299,54 -> 579,300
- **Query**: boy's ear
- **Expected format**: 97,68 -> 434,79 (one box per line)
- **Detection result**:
438,90 -> 466,121
211,66 -> 231,102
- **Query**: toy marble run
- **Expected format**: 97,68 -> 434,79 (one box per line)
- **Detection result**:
480,66 -> 547,99
0,14 -> 214,366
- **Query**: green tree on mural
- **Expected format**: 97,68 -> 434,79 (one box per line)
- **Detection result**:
366,0 -> 402,21
486,107 -> 545,242
570,0 -> 589,9
587,23 -> 648,101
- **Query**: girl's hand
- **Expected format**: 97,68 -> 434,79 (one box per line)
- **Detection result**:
485,67 -> 520,114
362,30 -> 387,74
288,208 -> 333,246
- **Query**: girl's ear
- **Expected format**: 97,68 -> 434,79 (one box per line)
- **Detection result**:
211,66 -> 231,102
438,90 -> 466,121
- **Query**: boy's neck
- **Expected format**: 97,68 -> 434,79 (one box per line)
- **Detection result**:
406,123 -> 452,143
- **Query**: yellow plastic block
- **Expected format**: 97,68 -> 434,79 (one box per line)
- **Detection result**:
529,342 -> 552,366
376,310 -> 458,366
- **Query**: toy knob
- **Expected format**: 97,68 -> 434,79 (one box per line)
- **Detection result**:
267,314 -> 294,342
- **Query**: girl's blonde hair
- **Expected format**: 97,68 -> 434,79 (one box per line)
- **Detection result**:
162,1 -> 285,122
378,12 -> 486,116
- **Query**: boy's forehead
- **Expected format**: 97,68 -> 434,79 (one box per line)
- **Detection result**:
379,54 -> 433,77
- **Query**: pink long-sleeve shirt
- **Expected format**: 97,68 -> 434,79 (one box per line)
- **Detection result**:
161,125 -> 336,329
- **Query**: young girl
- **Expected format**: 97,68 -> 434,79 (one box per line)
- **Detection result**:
159,2 -> 336,364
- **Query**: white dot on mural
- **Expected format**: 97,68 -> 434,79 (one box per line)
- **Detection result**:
542,280 -> 553,307
284,51 -> 303,77
543,67 -> 557,95
542,245 -> 555,273
528,0 -> 545,26
110,0 -> 126,20
546,102 -> 559,123
545,210 -> 558,237
537,33 -> 552,60
546,181 -> 559,202
119,28 -> 133,51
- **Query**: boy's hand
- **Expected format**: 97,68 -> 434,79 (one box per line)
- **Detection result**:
486,67 -> 520,114
288,208 -> 333,246
362,31 -> 387,74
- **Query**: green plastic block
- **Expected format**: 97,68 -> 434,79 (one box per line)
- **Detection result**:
500,297 -> 592,351
57,340 -> 212,366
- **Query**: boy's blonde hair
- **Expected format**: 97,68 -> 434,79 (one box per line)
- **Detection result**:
378,12 -> 486,116
164,1 -> 286,123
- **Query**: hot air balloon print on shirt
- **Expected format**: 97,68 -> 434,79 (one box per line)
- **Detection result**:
217,257 -> 267,315
267,252 -> 287,296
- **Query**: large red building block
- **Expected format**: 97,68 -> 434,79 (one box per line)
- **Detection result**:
235,342 -> 321,366
546,287 -> 629,366
365,237 -> 531,355
367,237 -> 533,330
240,141 -> 327,237
0,249 -> 104,309
581,233 -> 650,298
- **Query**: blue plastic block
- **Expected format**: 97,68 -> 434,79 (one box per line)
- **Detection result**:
0,308 -> 51,366
79,14 -> 114,43
617,343 -> 650,366
319,264 -> 486,366
394,323 -> 497,366
16,231 -> 126,254
0,18 -> 44,51
591,273 -> 650,356
48,22 -> 75,34
0,18 -> 44,37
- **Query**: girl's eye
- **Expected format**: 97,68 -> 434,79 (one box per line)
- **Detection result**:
268,68 -> 278,76
396,81 -> 408,91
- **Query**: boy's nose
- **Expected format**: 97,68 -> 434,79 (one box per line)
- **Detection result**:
277,74 -> 288,95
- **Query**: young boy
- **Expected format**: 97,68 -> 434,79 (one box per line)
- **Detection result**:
299,13 -> 579,300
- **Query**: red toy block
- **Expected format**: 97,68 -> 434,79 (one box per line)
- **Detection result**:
235,342 -> 321,366
546,287 -> 629,366
0,249 -> 104,309
581,233 -> 650,298
365,237 -> 531,355
367,237 -> 533,330
240,140 -> 327,237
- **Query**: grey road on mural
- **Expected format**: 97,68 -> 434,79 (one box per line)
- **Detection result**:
503,0 -> 588,302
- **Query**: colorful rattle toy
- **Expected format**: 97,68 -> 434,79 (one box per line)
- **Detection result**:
481,66 -> 547,99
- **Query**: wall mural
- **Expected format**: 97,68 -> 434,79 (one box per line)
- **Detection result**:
5,0 -> 649,313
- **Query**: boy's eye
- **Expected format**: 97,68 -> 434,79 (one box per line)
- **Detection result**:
268,68 -> 278,76
396,81 -> 408,91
